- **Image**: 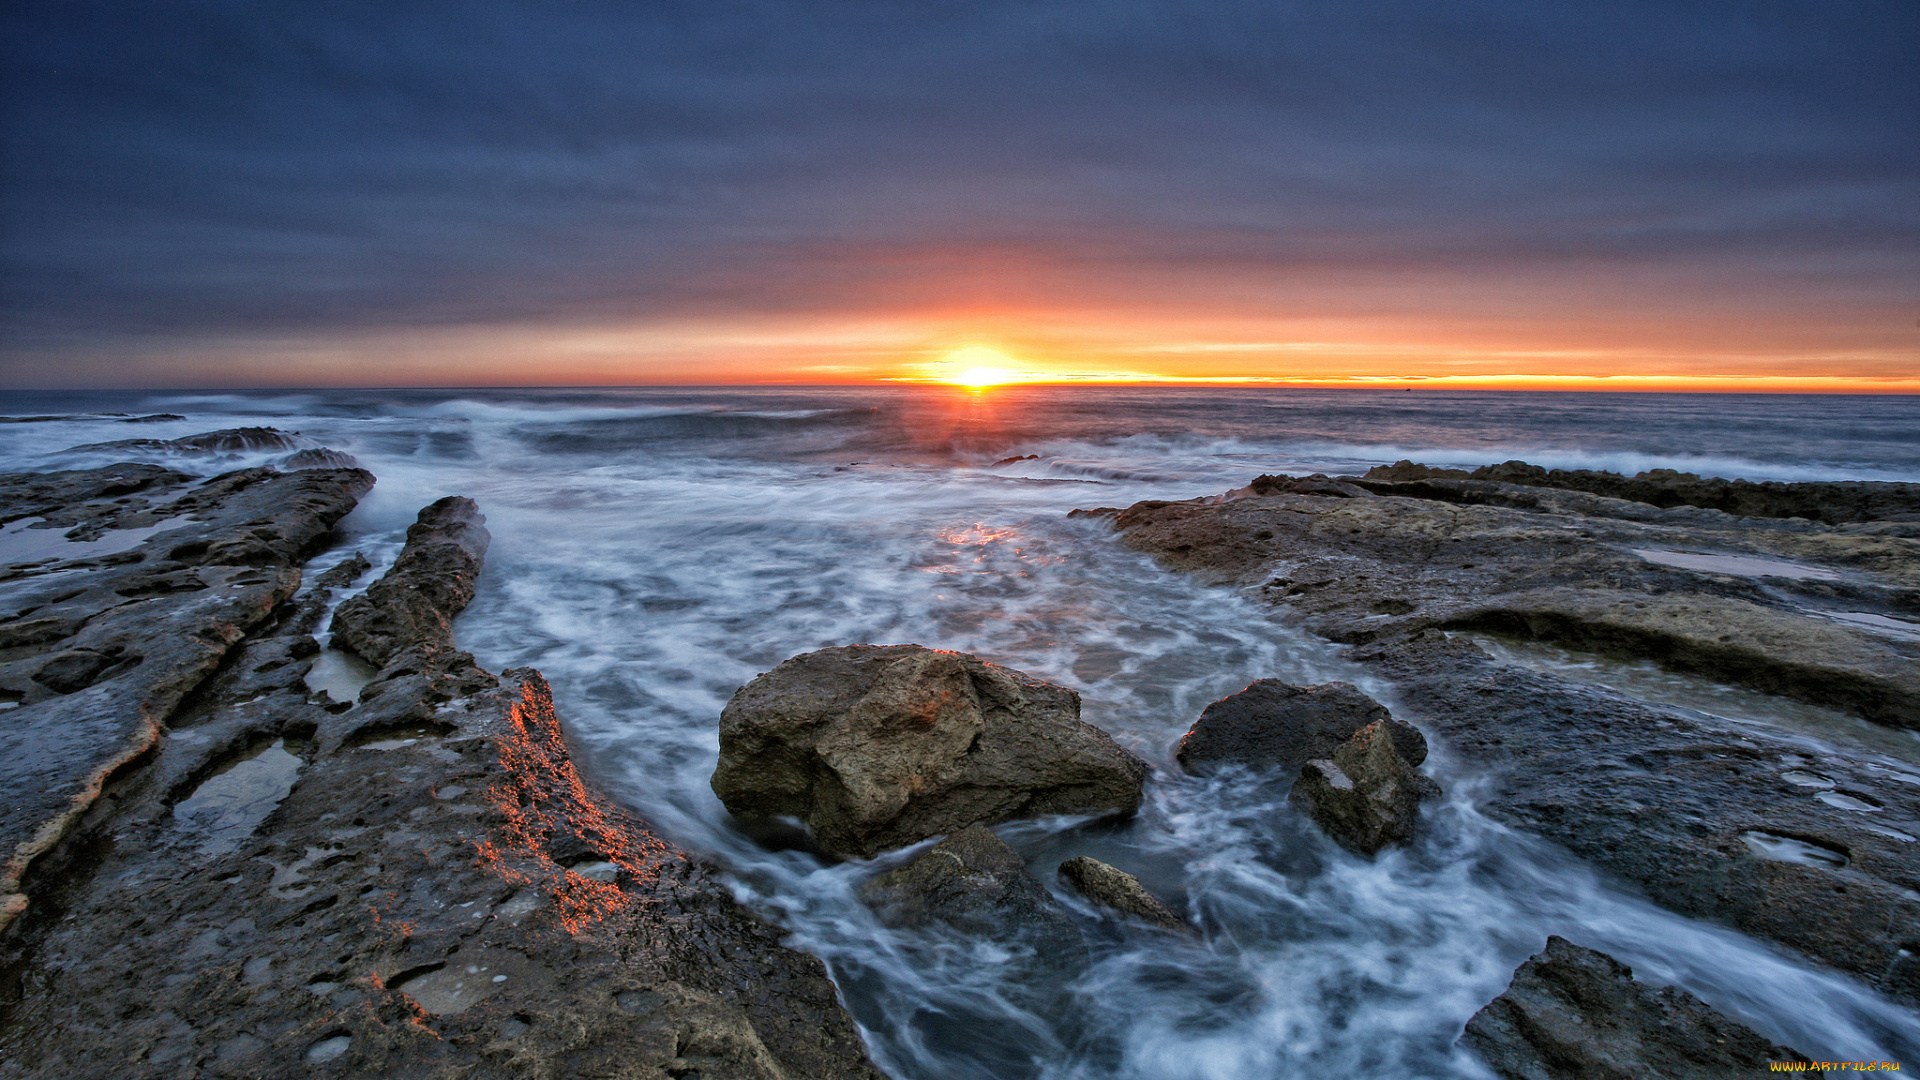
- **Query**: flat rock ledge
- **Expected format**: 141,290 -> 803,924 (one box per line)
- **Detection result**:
1462,936 -> 1815,1079
1090,461 -> 1920,1003
712,644 -> 1150,858
0,465 -> 882,1080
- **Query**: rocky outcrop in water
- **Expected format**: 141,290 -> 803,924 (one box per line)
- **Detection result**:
712,644 -> 1150,858
1090,465 -> 1920,1002
1176,679 -> 1426,777
329,495 -> 489,668
0,477 -> 885,1079
67,426 -> 306,456
861,825 -> 1081,946
1056,856 -> 1186,932
1462,936 -> 1815,1078
1290,720 -> 1441,855
1363,459 -> 1920,525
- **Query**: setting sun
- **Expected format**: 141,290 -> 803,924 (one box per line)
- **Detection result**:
952,366 -> 1017,387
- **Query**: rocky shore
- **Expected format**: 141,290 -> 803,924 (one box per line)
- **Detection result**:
1083,461 -> 1920,1019
5,436 -> 1914,1078
0,456 -> 882,1078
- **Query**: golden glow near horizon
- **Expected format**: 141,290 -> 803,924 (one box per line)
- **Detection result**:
933,347 -> 1033,387
42,315 -> 1916,393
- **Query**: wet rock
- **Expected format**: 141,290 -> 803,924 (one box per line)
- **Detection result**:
283,551 -> 372,636
1243,473 -> 1371,498
1355,631 -> 1920,1002
1461,936 -> 1815,1079
328,496 -> 488,667
0,464 -> 372,929
1057,856 -> 1186,931
0,490 -> 887,1080
1176,679 -> 1426,777
67,425 -> 304,456
861,824 -> 1080,943
712,644 -> 1150,858
279,447 -> 361,470
1290,721 -> 1441,855
1093,471 -> 1920,1000
1371,459 -> 1920,525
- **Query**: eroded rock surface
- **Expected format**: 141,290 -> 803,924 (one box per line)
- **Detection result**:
1461,936 -> 1814,1079
0,464 -> 373,929
1057,856 -> 1186,932
329,496 -> 489,668
1367,459 -> 1920,525
1092,463 -> 1920,1001
1289,721 -> 1441,855
712,644 -> 1149,858
861,824 -> 1080,946
1176,679 -> 1426,776
67,426 -> 303,456
0,483 -> 885,1079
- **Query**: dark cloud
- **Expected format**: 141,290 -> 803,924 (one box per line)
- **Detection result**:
2,0 -> 1915,370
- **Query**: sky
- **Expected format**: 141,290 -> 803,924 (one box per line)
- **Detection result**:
1,0 -> 1916,391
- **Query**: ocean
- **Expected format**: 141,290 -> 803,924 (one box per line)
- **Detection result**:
5,386 -> 1918,1077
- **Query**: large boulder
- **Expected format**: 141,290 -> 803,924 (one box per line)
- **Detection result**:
1289,720 -> 1440,855
712,644 -> 1149,858
1176,679 -> 1427,777
1462,936 -> 1814,1079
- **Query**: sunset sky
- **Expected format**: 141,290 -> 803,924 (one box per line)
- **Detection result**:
2,1 -> 1915,391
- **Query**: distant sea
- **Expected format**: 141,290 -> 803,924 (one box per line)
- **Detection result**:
6,387 -> 1917,1078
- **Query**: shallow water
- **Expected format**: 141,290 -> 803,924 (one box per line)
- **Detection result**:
5,387 -> 1918,1075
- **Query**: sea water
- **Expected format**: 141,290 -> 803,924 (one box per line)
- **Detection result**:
4,387 -> 1918,1076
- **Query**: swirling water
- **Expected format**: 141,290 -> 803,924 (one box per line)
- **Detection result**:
5,387 -> 1918,1076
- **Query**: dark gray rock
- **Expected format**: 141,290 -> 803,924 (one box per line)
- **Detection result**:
0,490 -> 887,1080
1175,679 -> 1426,777
0,465 -> 373,929
1365,458 -> 1920,525
1290,721 -> 1441,855
279,447 -> 361,470
1057,856 -> 1187,932
712,644 -> 1150,858
861,824 -> 1080,944
1462,936 -> 1813,1079
1093,467 -> 1920,1000
328,496 -> 489,667
66,426 -> 304,456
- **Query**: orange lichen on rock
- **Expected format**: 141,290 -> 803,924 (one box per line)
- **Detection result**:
480,670 -> 678,933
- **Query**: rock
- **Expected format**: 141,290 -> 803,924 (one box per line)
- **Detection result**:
0,464 -> 373,929
66,425 -> 305,456
279,447 -> 361,470
1461,936 -> 1815,1079
328,496 -> 489,667
1290,721 -> 1440,855
861,824 -> 1079,942
0,489 -> 887,1080
1057,856 -> 1186,931
1092,468 -> 1920,1000
1360,458 -> 1920,525
1364,459 -> 1469,481
1176,679 -> 1426,776
1354,631 -> 1920,1003
712,644 -> 1149,858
